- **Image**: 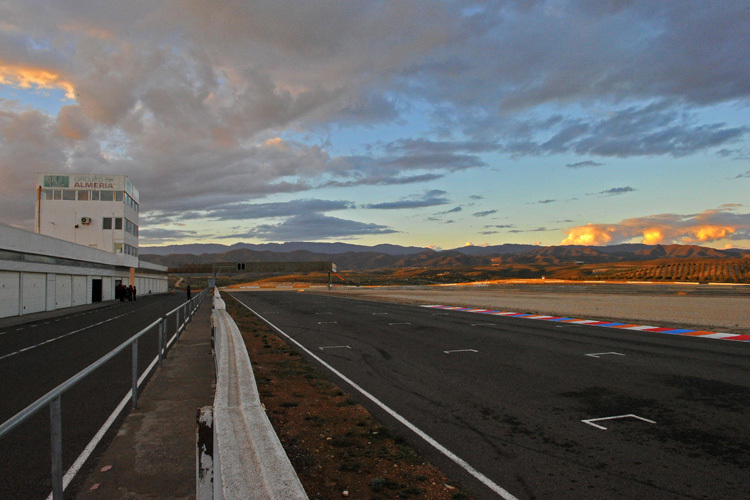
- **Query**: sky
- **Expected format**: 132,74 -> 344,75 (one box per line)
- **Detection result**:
1,0 -> 749,250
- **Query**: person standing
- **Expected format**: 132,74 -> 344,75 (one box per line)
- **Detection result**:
186,284 -> 191,300
132,285 -> 137,301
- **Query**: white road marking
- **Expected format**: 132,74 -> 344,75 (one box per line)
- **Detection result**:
444,349 -> 479,354
0,332 -> 5,336
319,345 -> 351,351
30,324 -> 38,328
372,312 -> 389,315
316,312 -> 333,315
0,311 -> 135,361
582,414 -> 656,430
232,296 -> 519,500
317,321 -> 338,325
389,322 -> 411,326
585,352 -> 625,358
45,347 -> 161,499
471,323 -> 496,326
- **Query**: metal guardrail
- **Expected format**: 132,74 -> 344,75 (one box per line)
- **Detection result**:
0,287 -> 210,500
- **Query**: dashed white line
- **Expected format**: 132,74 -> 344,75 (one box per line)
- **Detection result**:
444,349 -> 479,354
388,322 -> 411,326
319,345 -> 351,351
317,321 -> 338,325
0,311 -> 135,361
585,352 -> 625,358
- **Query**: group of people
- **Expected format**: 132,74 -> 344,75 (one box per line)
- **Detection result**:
116,283 -> 137,302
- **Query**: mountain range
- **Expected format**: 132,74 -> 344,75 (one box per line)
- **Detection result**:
140,242 -> 750,271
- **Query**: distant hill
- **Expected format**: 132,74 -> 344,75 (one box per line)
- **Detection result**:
140,241 -> 429,256
140,242 -> 750,272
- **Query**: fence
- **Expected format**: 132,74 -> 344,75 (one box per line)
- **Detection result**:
0,287 -> 209,500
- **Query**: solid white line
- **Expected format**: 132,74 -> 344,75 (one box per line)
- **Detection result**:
231,295 -> 519,500
0,311 -> 133,361
46,351 -> 160,499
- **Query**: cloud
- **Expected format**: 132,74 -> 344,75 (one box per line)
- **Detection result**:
733,170 -> 750,179
508,227 -> 552,233
434,206 -> 462,215
1,0 -> 749,237
363,189 -> 449,210
561,206 -> 750,246
222,212 -> 396,241
203,199 -> 354,221
566,160 -> 604,168
472,210 -> 497,217
138,227 -> 199,245
592,186 -> 636,197
536,199 -> 557,204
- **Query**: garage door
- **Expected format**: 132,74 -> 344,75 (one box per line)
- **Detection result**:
22,273 -> 47,314
72,276 -> 87,306
56,275 -> 72,309
0,271 -> 20,318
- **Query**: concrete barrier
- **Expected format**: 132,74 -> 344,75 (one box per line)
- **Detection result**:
205,290 -> 307,500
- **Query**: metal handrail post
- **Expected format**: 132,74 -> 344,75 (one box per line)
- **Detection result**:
50,396 -> 63,500
157,319 -> 164,365
131,340 -> 138,409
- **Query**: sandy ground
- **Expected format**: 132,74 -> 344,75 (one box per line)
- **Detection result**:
310,283 -> 749,334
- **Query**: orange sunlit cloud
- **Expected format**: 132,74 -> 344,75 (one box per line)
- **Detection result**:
561,207 -> 747,247
561,224 -> 614,245
0,64 -> 76,99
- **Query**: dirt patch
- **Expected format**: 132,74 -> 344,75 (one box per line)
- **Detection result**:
225,297 -> 473,500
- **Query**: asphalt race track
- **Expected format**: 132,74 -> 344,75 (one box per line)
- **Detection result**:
231,291 -> 750,500
0,293 -> 189,500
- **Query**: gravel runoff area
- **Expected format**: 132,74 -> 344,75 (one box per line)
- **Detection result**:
313,282 -> 750,335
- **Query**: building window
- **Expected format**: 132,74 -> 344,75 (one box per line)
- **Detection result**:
115,191 -> 123,202
114,243 -> 123,253
91,191 -> 100,201
103,217 -> 112,230
53,190 -> 62,200
100,191 -> 114,201
63,190 -> 76,200
77,190 -> 89,201
115,217 -> 123,230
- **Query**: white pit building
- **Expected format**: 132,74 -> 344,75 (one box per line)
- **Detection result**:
0,173 -> 169,319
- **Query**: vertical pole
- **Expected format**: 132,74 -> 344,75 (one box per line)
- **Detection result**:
158,319 -> 164,365
131,339 -> 138,408
50,396 -> 63,500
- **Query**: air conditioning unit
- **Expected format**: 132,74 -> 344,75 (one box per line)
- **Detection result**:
80,217 -> 92,225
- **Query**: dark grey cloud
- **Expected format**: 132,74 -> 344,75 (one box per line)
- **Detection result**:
434,206 -> 462,215
363,189 -> 449,210
204,199 -> 354,220
508,227 -> 552,233
593,186 -> 637,197
566,160 -> 604,168
473,210 -> 497,217
733,170 -> 750,179
138,227 -> 199,245
221,212 -> 396,241
536,199 -> 557,204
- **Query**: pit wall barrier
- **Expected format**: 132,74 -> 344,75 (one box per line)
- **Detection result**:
198,289 -> 307,500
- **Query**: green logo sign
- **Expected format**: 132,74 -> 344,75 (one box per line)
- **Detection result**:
44,175 -> 69,188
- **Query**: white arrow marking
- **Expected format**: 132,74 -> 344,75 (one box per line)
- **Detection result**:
444,349 -> 479,354
585,352 -> 625,358
582,414 -> 656,430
